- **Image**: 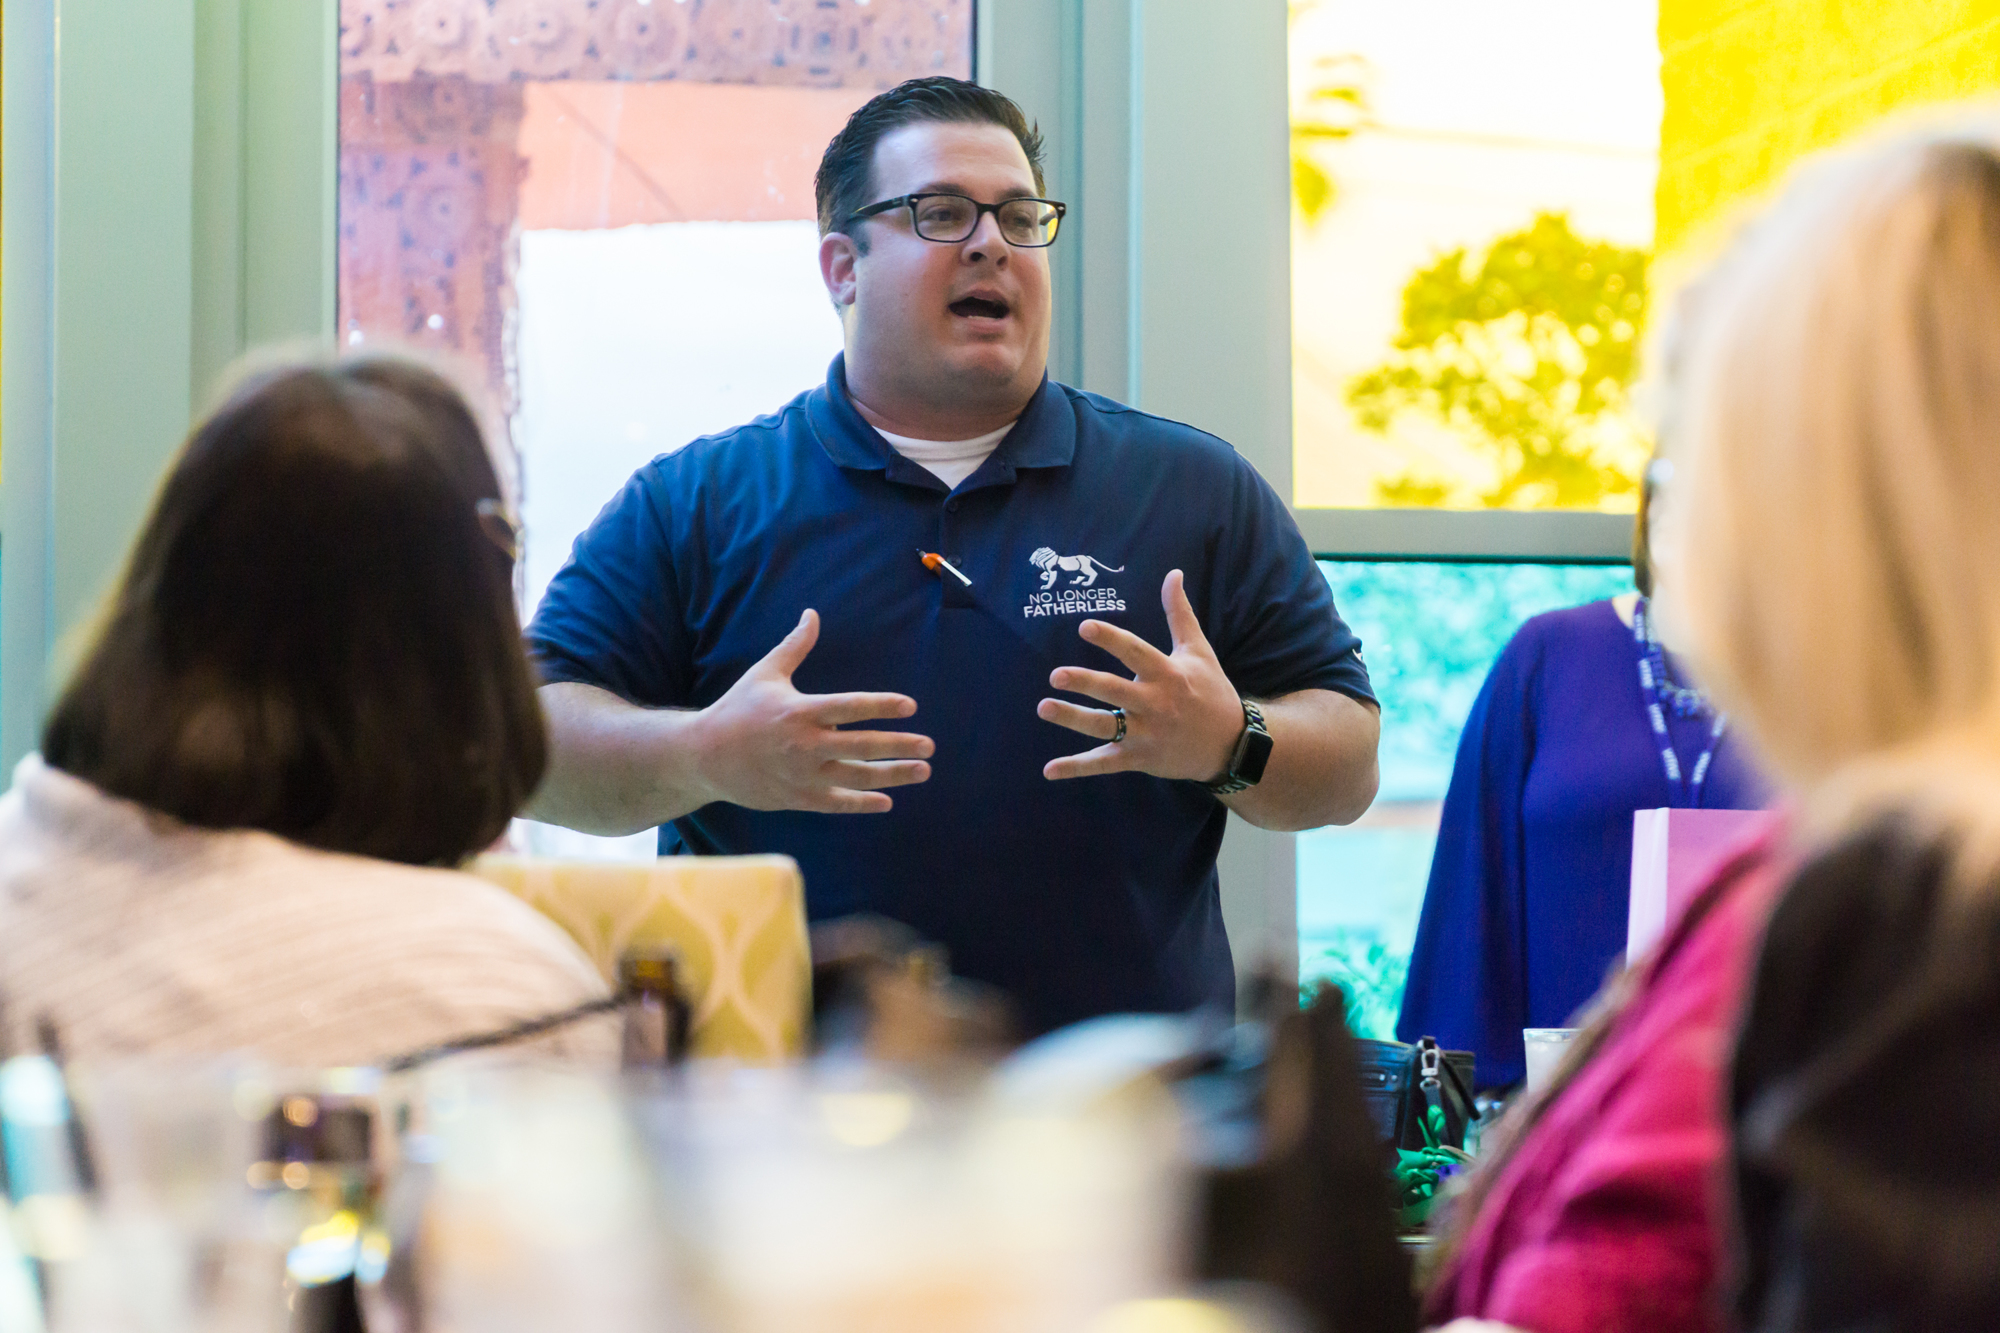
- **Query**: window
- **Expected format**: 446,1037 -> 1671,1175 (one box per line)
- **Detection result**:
508,81 -> 877,616
1289,0 -> 1660,514
1284,1 -> 2000,1028
337,0 -> 974,614
337,0 -> 974,856
1302,559 -> 1633,1037
1286,2 -> 1657,1021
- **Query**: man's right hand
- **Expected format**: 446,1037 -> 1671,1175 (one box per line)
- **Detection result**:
688,609 -> 933,814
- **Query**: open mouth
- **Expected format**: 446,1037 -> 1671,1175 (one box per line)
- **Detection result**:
949,295 -> 1011,320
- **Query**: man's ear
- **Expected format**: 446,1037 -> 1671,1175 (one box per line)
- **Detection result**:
820,232 -> 861,307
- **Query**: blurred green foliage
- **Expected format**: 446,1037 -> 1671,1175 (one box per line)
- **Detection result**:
1302,928 -> 1409,1040
1320,560 -> 1636,799
1349,212 -> 1650,509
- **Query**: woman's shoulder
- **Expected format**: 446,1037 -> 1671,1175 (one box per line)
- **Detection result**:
214,839 -> 615,1063
246,838 -> 603,982
0,799 -> 613,1067
1478,598 -> 1628,694
1509,597 -> 1627,653
0,761 -> 601,998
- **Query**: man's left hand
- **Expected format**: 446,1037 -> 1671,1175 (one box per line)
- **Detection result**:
1039,569 -> 1246,782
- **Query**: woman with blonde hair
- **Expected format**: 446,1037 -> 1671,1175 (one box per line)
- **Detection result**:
1667,116 -> 2000,1328
1423,112 -> 2000,1333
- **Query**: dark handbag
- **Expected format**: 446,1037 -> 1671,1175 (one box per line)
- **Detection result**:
1354,1036 -> 1476,1151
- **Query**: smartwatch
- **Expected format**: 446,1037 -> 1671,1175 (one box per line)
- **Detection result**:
1200,699 -> 1272,795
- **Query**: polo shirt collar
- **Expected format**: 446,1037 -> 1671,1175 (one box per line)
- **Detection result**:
808,354 -> 1076,484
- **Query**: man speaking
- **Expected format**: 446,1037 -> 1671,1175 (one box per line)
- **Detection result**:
525,77 -> 1380,1033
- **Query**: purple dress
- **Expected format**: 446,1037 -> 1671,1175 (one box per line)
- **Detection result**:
1395,599 -> 1769,1088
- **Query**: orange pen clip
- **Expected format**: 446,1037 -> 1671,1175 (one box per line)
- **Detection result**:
919,550 -> 973,588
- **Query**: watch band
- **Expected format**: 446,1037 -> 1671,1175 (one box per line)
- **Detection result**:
1201,699 -> 1271,795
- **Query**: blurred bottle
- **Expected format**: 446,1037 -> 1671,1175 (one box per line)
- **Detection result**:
619,947 -> 692,1070
0,1019 -> 96,1333
252,1091 -> 377,1333
807,916 -> 1015,1065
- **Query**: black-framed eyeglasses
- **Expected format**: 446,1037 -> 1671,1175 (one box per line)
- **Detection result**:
842,193 -> 1067,248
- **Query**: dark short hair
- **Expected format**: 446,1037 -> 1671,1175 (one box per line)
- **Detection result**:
814,76 -> 1046,250
42,357 -> 546,867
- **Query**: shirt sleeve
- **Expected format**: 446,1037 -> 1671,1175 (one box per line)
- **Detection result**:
1200,451 -> 1374,706
1397,623 -> 1539,1088
525,464 -> 695,707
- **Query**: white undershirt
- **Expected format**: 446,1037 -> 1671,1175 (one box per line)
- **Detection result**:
875,422 -> 1017,489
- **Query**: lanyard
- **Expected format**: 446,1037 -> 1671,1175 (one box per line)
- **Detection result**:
1632,597 -> 1727,809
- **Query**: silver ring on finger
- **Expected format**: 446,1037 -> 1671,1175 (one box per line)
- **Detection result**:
1110,707 -> 1127,743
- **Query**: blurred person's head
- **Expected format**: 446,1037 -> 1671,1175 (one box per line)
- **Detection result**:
1632,455 -> 1664,599
42,356 -> 545,866
1629,453 -> 1700,654
1665,110 -> 2000,834
814,77 -> 1054,432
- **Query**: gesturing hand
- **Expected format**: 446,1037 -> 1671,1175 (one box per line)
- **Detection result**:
1038,569 -> 1246,783
692,610 -> 933,814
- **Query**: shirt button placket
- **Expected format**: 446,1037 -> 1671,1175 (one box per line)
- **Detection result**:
940,493 -> 962,555
938,496 -> 956,566
937,496 -> 975,608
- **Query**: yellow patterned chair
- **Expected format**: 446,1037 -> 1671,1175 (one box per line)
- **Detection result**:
470,854 -> 811,1062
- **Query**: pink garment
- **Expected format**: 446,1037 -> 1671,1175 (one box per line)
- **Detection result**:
1424,814 -> 1787,1333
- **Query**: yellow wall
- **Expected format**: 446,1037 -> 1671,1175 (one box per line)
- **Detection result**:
1658,0 -> 2000,254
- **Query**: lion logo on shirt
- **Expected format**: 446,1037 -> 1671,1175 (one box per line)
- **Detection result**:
1029,546 -> 1126,589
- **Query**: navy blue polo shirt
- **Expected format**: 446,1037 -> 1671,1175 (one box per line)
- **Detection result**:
528,356 -> 1373,1033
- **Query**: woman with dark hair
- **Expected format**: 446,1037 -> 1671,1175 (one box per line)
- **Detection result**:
0,357 -> 612,1067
